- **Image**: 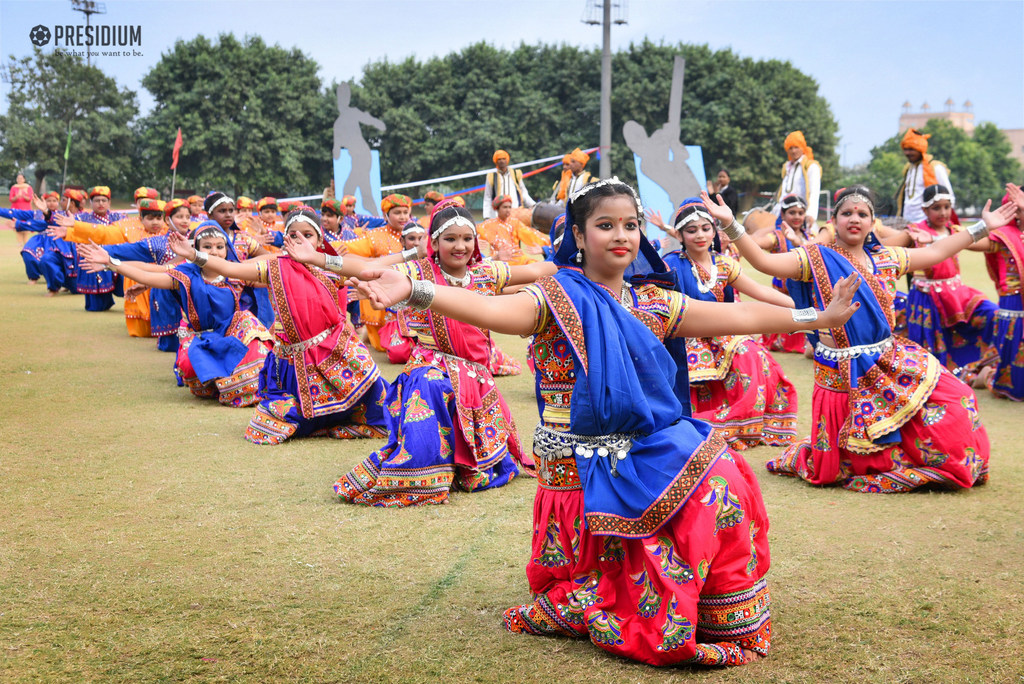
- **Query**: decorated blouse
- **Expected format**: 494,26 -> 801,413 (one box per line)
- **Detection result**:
521,280 -> 688,427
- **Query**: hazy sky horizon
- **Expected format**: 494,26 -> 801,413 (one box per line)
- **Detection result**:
1,0 -> 1021,174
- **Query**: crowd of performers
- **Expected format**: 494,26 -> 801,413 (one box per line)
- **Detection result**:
5,140 -> 1023,667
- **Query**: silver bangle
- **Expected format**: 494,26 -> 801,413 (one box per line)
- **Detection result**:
324,254 -> 345,273
791,307 -> 818,324
106,256 -> 121,271
192,249 -> 209,267
401,247 -> 418,262
405,278 -> 435,310
966,220 -> 989,243
723,220 -> 746,241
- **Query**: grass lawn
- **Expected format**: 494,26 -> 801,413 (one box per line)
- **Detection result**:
1,232 -> 1022,683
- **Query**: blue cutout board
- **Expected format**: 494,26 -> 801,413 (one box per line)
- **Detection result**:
632,145 -> 706,243
333,149 -> 383,216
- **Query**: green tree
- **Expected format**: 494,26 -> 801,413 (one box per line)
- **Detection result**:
0,48 -> 138,194
136,34 -> 335,198
351,40 -> 837,209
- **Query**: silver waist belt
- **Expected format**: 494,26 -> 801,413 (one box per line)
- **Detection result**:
814,336 -> 894,361
912,274 -> 961,293
533,423 -> 633,477
274,324 -> 337,357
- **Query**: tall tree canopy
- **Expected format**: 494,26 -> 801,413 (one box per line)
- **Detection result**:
136,34 -> 335,198
351,39 -> 838,205
841,119 -> 1023,215
0,48 -> 138,193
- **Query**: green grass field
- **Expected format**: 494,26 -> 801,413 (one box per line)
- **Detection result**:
1,233 -> 1022,683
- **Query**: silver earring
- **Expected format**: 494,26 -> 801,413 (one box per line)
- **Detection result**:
574,249 -> 584,264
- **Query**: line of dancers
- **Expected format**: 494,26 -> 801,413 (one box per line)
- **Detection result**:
4,175 -> 1021,667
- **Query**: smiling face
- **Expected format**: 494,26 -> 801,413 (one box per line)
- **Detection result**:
168,207 -> 191,235
259,207 -> 278,223
571,194 -> 641,279
782,205 -> 806,231
320,209 -> 340,233
680,217 -> 715,256
431,222 -> 476,273
44,195 -> 60,212
923,199 -> 952,230
387,205 -> 411,230
834,199 -> 873,248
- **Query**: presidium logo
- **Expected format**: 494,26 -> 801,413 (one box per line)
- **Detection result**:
28,23 -> 141,49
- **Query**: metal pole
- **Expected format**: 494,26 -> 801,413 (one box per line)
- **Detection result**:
170,167 -> 178,199
60,125 -> 71,194
599,0 -> 612,179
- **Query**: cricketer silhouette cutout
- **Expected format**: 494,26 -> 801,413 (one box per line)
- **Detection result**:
622,56 -> 702,209
333,82 -> 386,216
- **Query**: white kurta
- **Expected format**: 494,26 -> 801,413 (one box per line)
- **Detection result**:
902,161 -> 953,224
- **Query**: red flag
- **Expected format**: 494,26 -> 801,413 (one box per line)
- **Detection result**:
170,128 -> 183,170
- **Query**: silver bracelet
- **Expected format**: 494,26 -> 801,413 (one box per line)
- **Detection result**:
324,254 -> 345,272
401,247 -> 418,262
791,307 -> 818,324
191,249 -> 209,267
106,256 -> 121,272
722,220 -> 746,241
405,278 -> 435,310
966,220 -> 989,243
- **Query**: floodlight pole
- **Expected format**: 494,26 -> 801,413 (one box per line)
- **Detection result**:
598,0 -> 612,179
70,0 -> 106,67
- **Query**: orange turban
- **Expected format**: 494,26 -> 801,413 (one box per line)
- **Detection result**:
380,193 -> 413,215
88,186 -> 111,198
492,149 -> 510,164
900,129 -> 930,155
64,188 -> 86,202
257,197 -> 278,211
423,191 -> 444,203
236,196 -> 254,210
164,198 -> 188,216
341,195 -> 357,206
137,198 -> 166,213
492,194 -> 512,210
187,195 -> 203,204
783,131 -> 814,162
321,198 -> 343,215
42,191 -> 59,200
901,129 -> 936,186
570,148 -> 590,165
134,186 -> 158,201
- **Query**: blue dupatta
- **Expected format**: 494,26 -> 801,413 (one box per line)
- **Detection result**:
168,262 -> 248,383
540,193 -> 723,537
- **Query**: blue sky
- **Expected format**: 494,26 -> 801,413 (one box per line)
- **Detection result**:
1,0 -> 1021,169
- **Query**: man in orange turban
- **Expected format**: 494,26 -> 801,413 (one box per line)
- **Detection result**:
771,131 -> 821,229
897,128 -> 953,224
483,148 -> 535,220
551,148 -> 594,201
